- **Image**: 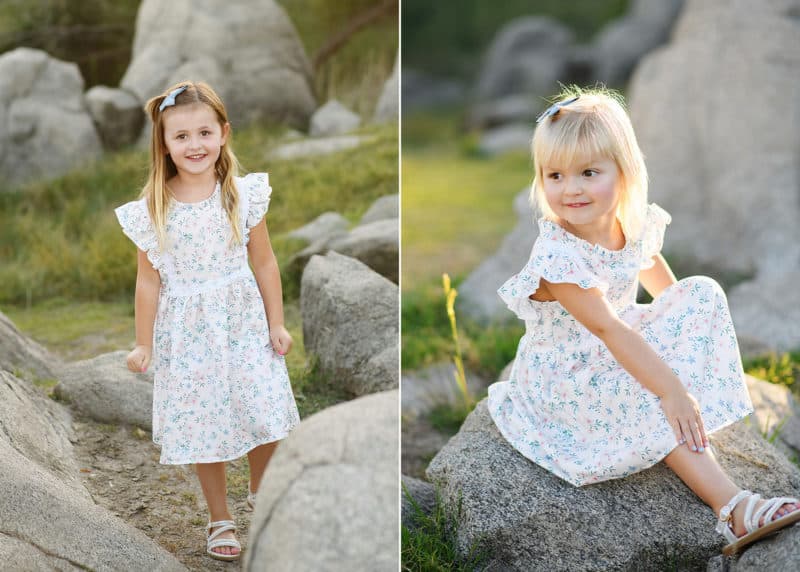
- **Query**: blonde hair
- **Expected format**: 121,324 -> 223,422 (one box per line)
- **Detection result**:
139,80 -> 244,251
530,85 -> 648,241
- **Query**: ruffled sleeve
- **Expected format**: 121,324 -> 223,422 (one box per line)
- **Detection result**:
114,199 -> 162,270
498,222 -> 609,320
243,172 -> 273,228
639,203 -> 672,269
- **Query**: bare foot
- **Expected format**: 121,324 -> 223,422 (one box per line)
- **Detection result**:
208,524 -> 240,557
730,497 -> 800,536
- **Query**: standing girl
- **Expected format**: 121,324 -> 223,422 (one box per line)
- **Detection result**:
115,81 -> 300,561
487,87 -> 800,555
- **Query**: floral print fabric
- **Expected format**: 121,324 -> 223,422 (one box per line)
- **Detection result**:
114,173 -> 300,464
488,203 -> 753,486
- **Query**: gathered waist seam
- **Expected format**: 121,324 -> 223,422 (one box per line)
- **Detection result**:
161,266 -> 253,297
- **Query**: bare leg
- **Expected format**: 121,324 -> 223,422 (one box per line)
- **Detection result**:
195,461 -> 239,557
247,440 -> 280,495
664,445 -> 800,536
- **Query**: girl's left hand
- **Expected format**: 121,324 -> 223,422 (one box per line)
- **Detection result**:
270,325 -> 293,356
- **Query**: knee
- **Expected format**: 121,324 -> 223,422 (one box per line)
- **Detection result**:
681,275 -> 726,300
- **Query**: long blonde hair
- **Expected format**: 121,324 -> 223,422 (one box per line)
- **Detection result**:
530,85 -> 648,241
140,80 -> 244,251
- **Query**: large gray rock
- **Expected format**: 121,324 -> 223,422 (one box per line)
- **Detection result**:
402,68 -> 466,113
270,134 -> 367,160
291,218 -> 399,284
310,100 -> 361,137
729,271 -> 800,354
301,252 -> 398,396
478,123 -> 533,156
474,17 -> 574,103
374,52 -> 399,123
244,389 -> 399,572
589,0 -> 685,86
469,94 -> 541,130
707,524 -> 800,571
287,211 -> 349,243
401,475 -> 436,530
360,194 -> 398,225
53,350 -> 154,430
401,362 -> 488,418
0,48 -> 103,186
85,85 -> 144,150
745,374 -> 800,460
0,370 -> 186,571
427,399 -> 800,571
329,219 -> 399,283
629,0 -> 800,283
121,0 -> 316,129
0,309 -> 61,382
0,370 -> 82,493
458,189 -> 537,323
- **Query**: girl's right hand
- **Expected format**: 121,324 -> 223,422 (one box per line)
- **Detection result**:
660,389 -> 709,453
126,345 -> 152,373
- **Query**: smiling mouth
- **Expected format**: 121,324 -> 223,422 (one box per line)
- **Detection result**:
186,154 -> 206,160
565,202 -> 590,207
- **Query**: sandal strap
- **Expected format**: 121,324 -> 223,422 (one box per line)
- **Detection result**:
207,520 -> 236,541
752,496 -> 800,528
716,490 -> 752,540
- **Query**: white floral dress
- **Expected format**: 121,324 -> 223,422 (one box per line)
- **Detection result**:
487,203 -> 753,486
114,173 -> 300,465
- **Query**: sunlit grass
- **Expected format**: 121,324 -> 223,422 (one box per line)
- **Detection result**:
402,112 -> 531,291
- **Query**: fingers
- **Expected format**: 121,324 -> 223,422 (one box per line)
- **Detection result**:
126,350 -> 150,373
140,353 -> 149,373
677,417 -> 707,453
271,332 -> 292,356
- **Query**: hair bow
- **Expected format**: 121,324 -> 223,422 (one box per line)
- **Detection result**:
159,85 -> 189,112
536,95 -> 580,124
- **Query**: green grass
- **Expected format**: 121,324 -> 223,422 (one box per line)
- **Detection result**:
743,351 -> 799,396
402,111 -> 532,292
402,484 -> 488,571
401,277 -> 523,375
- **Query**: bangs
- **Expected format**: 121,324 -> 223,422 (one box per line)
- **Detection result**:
533,111 -> 619,172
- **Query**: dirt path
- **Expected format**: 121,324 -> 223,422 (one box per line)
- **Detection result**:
71,412 -> 255,571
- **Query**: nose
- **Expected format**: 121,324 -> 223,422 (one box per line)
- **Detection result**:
564,175 -> 582,196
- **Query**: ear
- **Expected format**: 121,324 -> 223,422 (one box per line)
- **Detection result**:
221,122 -> 231,145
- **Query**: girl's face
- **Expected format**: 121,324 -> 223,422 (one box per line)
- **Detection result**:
541,155 -> 622,230
161,103 -> 229,179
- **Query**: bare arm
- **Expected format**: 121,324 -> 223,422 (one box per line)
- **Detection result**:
247,218 -> 291,354
543,278 -> 708,451
638,253 -> 677,299
135,248 -> 161,347
125,248 -> 160,373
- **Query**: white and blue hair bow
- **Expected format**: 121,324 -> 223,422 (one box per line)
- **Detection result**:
159,85 -> 189,112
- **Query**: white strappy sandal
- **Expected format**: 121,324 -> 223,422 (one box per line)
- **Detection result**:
206,519 -> 241,561
716,489 -> 800,555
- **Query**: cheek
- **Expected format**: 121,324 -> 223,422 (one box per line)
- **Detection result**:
592,179 -> 619,202
542,183 -> 561,204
